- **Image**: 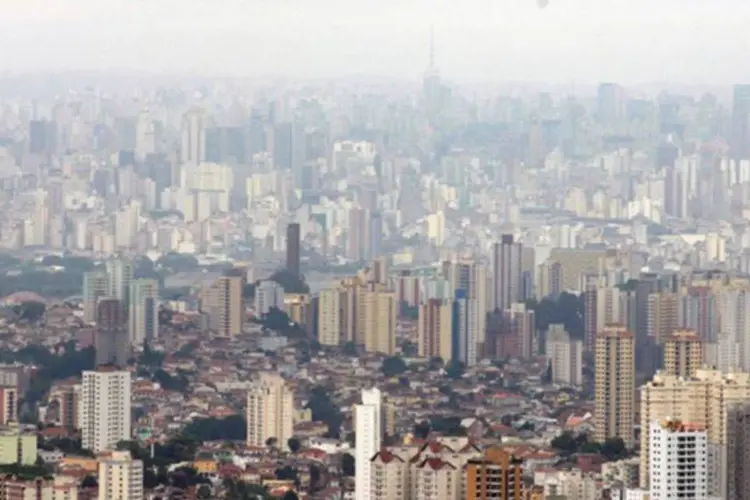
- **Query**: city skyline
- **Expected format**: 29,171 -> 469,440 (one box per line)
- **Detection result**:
2,0 -> 750,84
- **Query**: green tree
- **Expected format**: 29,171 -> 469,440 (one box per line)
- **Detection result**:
14,302 -> 46,322
341,453 -> 355,476
287,437 -> 302,453
306,386 -> 343,438
182,415 -> 246,442
269,269 -> 310,294
381,356 -> 408,377
445,359 -> 465,379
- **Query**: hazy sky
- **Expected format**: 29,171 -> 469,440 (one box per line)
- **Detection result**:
2,0 -> 749,84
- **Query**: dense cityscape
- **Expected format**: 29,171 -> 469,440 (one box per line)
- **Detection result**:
3,9 -> 750,499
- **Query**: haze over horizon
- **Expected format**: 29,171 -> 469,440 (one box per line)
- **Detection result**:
2,0 -> 750,85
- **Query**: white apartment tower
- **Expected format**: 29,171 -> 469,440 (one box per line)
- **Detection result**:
128,279 -> 159,344
180,109 -> 207,164
98,450 -> 144,500
547,324 -> 583,387
355,387 -> 382,500
246,373 -> 294,448
81,367 -> 132,453
649,419 -> 708,500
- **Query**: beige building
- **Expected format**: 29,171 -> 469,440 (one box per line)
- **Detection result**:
0,426 -> 36,465
662,329 -> 704,378
594,324 -> 635,447
318,286 -> 343,346
359,287 -> 397,355
647,291 -> 678,344
201,274 -> 243,337
727,403 -> 750,500
536,260 -> 563,299
640,369 -> 750,497
246,373 -> 294,448
418,299 -> 453,361
371,449 -> 409,500
98,450 -> 144,500
547,324 -> 583,387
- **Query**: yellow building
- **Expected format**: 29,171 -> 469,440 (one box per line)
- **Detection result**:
640,369 -> 750,495
417,299 -> 453,361
594,324 -> 635,447
201,275 -> 243,337
318,287 -> 343,346
0,428 -> 37,465
284,293 -> 310,324
662,329 -> 704,378
360,287 -> 397,355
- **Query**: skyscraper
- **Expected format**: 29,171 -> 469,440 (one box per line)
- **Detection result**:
83,271 -> 110,324
286,223 -> 301,276
246,373 -> 294,448
95,298 -> 129,367
128,279 -> 159,344
201,275 -> 244,337
492,235 -> 522,312
547,324 -> 583,387
81,367 -> 131,453
105,259 -> 134,309
418,298 -> 453,361
360,287 -> 397,355
180,109 -> 207,164
465,447 -> 524,500
732,84 -> 750,160
98,451 -> 144,500
452,289 -> 479,367
594,324 -> 635,447
649,420 -> 708,500
355,388 -> 382,500
317,286 -> 343,346
639,369 -> 750,495
662,329 -> 703,378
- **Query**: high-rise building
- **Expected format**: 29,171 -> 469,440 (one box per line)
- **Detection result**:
452,290 -> 479,367
180,109 -> 207,164
81,367 -> 131,453
418,299 -> 453,361
201,275 -> 244,337
105,259 -> 134,309
95,298 -> 129,367
442,260 -> 488,348
355,388 -> 382,500
360,287 -> 397,355
732,84 -> 750,160
465,447 -> 524,500
0,387 -> 18,426
492,235 -> 523,312
662,329 -> 703,378
594,325 -> 635,447
128,279 -> 159,344
505,302 -> 536,359
98,450 -> 144,500
649,419 -> 708,500
255,280 -> 285,316
647,291 -> 679,344
246,373 -> 294,448
727,403 -> 750,500
640,369 -> 750,496
547,324 -> 583,387
286,223 -> 301,276
318,286 -> 343,346
83,271 -> 110,324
